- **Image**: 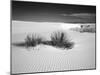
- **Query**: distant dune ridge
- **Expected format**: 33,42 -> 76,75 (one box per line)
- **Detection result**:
12,21 -> 95,32
69,24 -> 95,33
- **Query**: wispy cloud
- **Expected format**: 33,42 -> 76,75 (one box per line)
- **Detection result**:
70,13 -> 96,18
60,14 -> 70,16
60,13 -> 96,23
61,13 -> 95,17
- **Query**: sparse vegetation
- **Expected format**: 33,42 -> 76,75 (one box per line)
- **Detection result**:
25,33 -> 44,47
70,25 -> 96,33
80,27 -> 96,33
13,31 -> 74,50
50,31 -> 74,49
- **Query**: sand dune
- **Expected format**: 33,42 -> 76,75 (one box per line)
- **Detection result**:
11,21 -> 95,74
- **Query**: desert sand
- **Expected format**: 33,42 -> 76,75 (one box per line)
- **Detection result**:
11,21 -> 95,74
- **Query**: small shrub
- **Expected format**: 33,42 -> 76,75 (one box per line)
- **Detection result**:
25,33 -> 44,47
82,27 -> 96,33
50,31 -> 74,49
70,25 -> 95,33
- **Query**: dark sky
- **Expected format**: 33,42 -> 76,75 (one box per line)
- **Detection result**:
12,0 -> 96,23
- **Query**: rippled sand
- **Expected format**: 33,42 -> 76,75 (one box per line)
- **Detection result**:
11,21 -> 95,74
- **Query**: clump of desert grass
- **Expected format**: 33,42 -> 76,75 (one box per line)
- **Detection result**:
80,27 -> 96,33
25,33 -> 44,47
50,31 -> 74,49
70,25 -> 96,33
13,31 -> 74,50
12,33 -> 44,48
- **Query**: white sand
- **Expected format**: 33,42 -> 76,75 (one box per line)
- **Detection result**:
12,21 -> 95,74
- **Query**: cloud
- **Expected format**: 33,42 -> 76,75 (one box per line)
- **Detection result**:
60,13 -> 96,23
60,13 -> 96,18
60,14 -> 70,16
70,13 -> 96,18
